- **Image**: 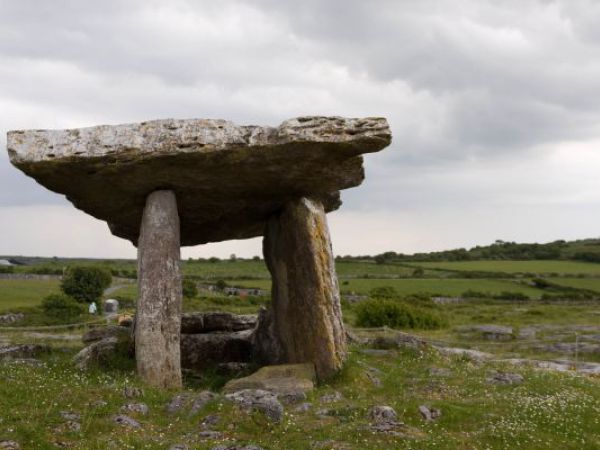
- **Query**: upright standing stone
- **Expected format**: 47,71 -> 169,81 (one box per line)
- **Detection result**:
136,190 -> 183,388
262,197 -> 347,379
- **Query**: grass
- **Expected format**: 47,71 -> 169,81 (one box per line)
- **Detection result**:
549,277 -> 600,293
410,260 -> 600,275
1,345 -> 599,449
0,279 -> 61,312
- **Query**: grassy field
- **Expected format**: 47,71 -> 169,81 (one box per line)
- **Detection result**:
549,277 -> 600,293
1,345 -> 599,449
231,278 -> 545,298
0,279 -> 60,312
410,260 -> 600,275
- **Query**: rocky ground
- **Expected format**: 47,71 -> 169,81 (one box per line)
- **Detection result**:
1,318 -> 600,449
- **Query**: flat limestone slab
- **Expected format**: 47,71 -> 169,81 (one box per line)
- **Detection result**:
7,116 -> 391,245
223,363 -> 316,394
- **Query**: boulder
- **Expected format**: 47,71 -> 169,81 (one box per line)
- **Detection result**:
8,116 -> 391,246
180,330 -> 253,370
261,197 -> 347,379
0,344 -> 49,361
82,325 -> 131,344
225,389 -> 284,422
223,363 -> 316,397
73,337 -> 121,370
181,312 -> 257,334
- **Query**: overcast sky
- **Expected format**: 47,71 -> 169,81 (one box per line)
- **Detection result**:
1,0 -> 600,259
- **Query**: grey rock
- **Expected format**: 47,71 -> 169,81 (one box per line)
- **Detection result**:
1,358 -> 45,367
180,330 -> 253,370
59,411 -> 81,421
200,414 -> 221,429
73,337 -> 120,370
459,325 -> 514,341
90,399 -> 108,407
113,414 -> 141,428
181,312 -> 257,334
190,391 -> 218,416
0,313 -> 24,324
319,391 -> 343,403
418,405 -> 441,421
369,405 -> 398,423
0,344 -> 49,361
368,333 -> 427,350
0,440 -> 20,449
435,346 -> 493,361
166,393 -> 191,414
82,326 -> 131,344
261,197 -> 347,380
169,445 -> 188,450
294,402 -> 312,412
225,389 -> 284,423
366,371 -> 382,386
487,372 -> 524,385
121,403 -> 149,415
8,116 -> 391,246
122,386 -> 144,398
199,431 -> 223,439
211,446 -> 265,450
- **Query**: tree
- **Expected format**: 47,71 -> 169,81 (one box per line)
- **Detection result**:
60,266 -> 112,303
215,279 -> 228,291
182,279 -> 198,299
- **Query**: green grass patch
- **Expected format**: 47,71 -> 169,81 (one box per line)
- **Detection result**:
411,260 -> 600,275
0,279 -> 61,312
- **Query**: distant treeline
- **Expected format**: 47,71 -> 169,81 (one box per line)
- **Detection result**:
336,238 -> 600,264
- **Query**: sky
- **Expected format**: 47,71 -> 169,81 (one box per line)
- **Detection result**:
1,0 -> 600,259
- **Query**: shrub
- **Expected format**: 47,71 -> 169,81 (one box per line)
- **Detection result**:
41,294 -> 84,320
462,290 -> 489,299
493,291 -> 530,301
182,279 -> 198,299
61,266 -> 112,303
215,279 -> 228,291
355,298 -> 446,330
369,286 -> 399,299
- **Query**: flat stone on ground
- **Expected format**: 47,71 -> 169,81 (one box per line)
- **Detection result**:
223,363 -> 316,395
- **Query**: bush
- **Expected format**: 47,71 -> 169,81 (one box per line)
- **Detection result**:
215,279 -> 228,291
182,279 -> 198,299
41,294 -> 84,320
61,266 -> 112,303
493,291 -> 530,301
369,286 -> 399,299
355,298 -> 446,330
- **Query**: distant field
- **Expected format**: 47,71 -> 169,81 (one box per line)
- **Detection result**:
0,279 -> 60,312
411,260 -> 600,275
231,278 -> 545,298
549,277 -> 600,293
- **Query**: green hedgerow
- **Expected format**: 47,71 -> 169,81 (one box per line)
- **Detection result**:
41,293 -> 84,320
354,298 -> 446,330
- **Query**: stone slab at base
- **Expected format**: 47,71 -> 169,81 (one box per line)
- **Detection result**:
223,363 -> 316,394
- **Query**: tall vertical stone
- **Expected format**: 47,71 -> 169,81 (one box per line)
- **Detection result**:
262,197 -> 347,380
136,190 -> 183,388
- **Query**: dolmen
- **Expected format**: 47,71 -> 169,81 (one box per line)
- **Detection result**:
8,116 -> 392,387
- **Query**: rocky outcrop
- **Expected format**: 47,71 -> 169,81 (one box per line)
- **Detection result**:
260,197 -> 347,380
8,116 -> 391,246
180,330 -> 254,369
82,326 -> 131,344
181,312 -> 257,334
0,344 -> 49,361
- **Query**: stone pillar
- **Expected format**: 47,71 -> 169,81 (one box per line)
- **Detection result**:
136,190 -> 183,388
262,197 -> 347,380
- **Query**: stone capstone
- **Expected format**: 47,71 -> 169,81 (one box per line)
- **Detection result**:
8,116 -> 391,246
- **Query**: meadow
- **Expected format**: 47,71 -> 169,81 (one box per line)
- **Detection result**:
409,260 -> 600,276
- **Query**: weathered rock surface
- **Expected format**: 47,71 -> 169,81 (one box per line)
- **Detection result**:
418,405 -> 441,421
113,414 -> 141,428
225,389 -> 284,422
82,325 -> 131,344
0,313 -> 24,324
73,337 -> 120,370
8,116 -> 391,246
180,330 -> 253,369
260,197 -> 347,379
458,325 -> 514,341
136,190 -> 182,389
181,312 -> 257,334
0,344 -> 49,361
223,363 -> 316,396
